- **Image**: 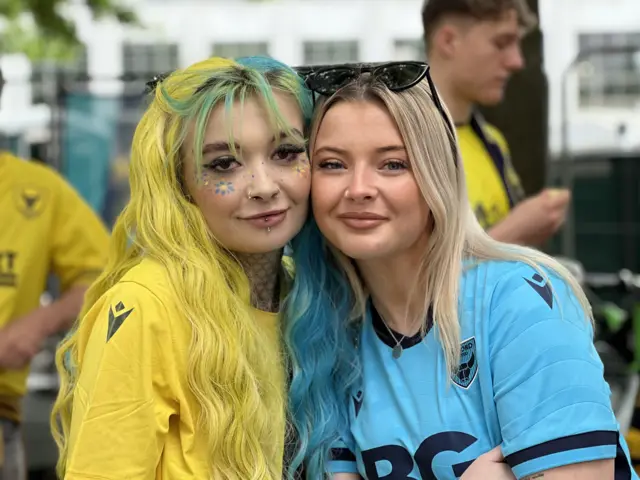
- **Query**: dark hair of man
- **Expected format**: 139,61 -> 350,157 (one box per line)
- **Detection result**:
421,0 -> 537,43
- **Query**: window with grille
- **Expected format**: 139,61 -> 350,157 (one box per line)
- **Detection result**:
122,43 -> 179,79
578,33 -> 640,108
31,46 -> 89,103
303,41 -> 359,65
394,39 -> 426,62
212,42 -> 270,59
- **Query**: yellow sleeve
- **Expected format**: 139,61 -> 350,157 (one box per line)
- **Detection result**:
65,281 -> 177,480
48,169 -> 110,291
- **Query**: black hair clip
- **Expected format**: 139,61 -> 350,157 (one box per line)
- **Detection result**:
144,71 -> 172,94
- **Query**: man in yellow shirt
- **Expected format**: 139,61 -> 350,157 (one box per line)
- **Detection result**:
422,0 -> 571,247
0,68 -> 110,478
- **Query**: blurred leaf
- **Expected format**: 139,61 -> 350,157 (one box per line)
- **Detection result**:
0,0 -> 138,60
1,20 -> 82,61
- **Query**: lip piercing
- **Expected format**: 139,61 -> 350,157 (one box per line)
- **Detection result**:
267,227 -> 271,233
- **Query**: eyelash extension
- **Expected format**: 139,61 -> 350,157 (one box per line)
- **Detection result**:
274,144 -> 307,162
204,143 -> 307,172
204,157 -> 238,172
276,144 -> 306,155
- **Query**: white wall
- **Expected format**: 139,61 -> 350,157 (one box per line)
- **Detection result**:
3,0 -> 639,155
78,0 -> 425,69
1,0 -> 426,134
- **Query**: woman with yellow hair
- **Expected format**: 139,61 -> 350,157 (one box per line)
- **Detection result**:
51,56 -> 313,479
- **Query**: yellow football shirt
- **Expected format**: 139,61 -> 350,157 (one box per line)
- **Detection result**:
0,153 -> 109,407
457,120 -> 524,229
65,258 -> 286,479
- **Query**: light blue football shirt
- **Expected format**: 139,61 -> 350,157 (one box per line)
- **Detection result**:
329,260 -> 637,479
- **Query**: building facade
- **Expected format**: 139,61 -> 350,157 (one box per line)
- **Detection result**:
542,0 -> 640,154
1,0 -> 639,155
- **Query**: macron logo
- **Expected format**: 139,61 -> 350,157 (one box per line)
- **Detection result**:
353,390 -> 363,418
107,301 -> 134,342
524,273 -> 553,310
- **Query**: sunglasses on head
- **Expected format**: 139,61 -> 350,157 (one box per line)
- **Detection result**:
296,61 -> 431,95
295,61 -> 458,166
145,72 -> 171,94
143,71 -> 226,98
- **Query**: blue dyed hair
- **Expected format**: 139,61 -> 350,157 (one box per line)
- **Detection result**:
236,55 -> 313,125
284,217 -> 362,478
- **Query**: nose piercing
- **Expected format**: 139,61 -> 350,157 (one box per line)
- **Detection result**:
248,190 -> 252,200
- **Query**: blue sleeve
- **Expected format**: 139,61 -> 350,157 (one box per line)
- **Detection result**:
489,265 -> 622,479
328,433 -> 358,474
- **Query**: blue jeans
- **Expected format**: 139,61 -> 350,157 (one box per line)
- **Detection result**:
0,419 -> 25,480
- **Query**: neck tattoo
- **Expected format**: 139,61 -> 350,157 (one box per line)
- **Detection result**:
235,249 -> 283,313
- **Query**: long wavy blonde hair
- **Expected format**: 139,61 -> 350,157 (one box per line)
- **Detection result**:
51,56 -> 312,479
312,74 -> 592,376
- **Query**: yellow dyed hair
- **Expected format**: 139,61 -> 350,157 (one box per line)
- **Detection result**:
51,55 -> 313,479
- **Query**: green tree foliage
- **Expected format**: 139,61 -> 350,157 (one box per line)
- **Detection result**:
0,0 -> 137,60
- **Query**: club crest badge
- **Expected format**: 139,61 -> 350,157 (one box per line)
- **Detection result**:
452,337 -> 478,389
14,185 -> 47,219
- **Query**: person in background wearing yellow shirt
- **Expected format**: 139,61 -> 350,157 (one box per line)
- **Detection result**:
0,67 -> 110,479
422,0 -> 571,247
51,56 -> 313,480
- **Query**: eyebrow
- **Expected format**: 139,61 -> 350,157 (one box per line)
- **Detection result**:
202,142 -> 238,155
495,32 -> 521,41
314,145 -> 406,156
283,128 -> 304,141
202,129 -> 305,155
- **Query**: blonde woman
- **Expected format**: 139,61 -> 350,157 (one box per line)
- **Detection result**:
283,62 -> 636,480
